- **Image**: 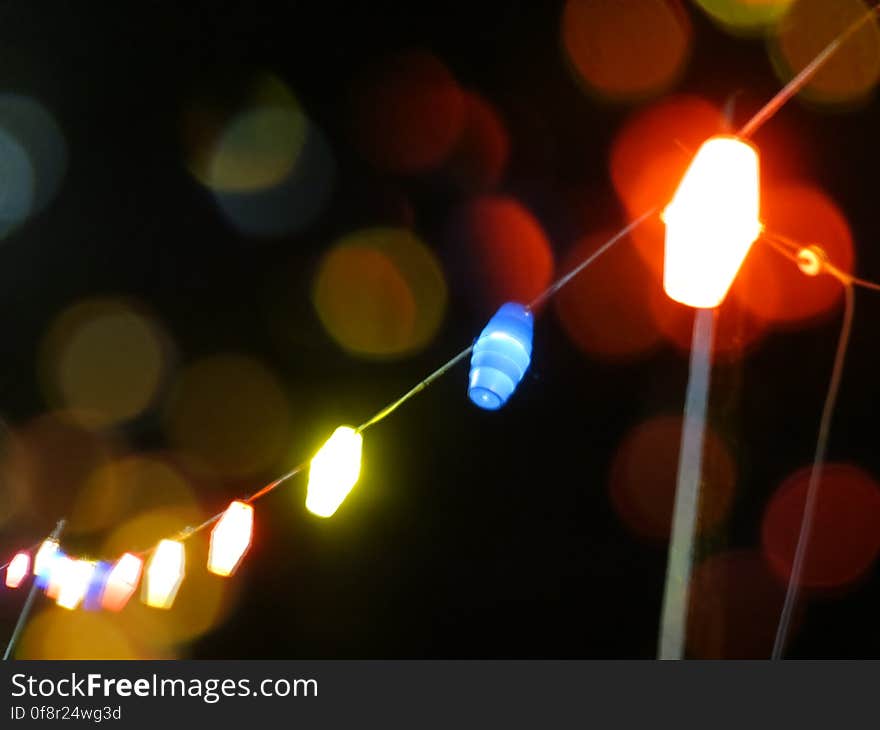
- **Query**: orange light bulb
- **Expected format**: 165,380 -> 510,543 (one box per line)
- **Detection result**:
102,553 -> 143,612
663,135 -> 762,308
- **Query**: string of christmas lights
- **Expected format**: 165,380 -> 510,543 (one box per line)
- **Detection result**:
3,1 -> 880,659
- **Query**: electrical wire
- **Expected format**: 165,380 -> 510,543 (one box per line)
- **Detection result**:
738,2 -> 880,140
771,281 -> 855,659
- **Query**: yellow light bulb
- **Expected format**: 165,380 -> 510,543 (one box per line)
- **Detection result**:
143,539 -> 185,609
102,553 -> 143,612
663,135 -> 762,309
208,501 -> 254,576
306,426 -> 363,518
56,559 -> 96,610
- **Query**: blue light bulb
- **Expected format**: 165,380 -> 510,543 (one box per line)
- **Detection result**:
83,561 -> 112,611
468,302 -> 533,410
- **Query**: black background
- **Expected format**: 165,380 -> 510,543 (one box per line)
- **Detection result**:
1,1 -> 880,659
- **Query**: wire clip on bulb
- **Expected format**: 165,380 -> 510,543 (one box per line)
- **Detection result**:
796,245 -> 829,277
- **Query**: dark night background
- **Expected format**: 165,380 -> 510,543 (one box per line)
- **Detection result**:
1,0 -> 880,659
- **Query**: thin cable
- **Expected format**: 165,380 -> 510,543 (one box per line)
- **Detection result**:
527,208 -> 658,311
771,281 -> 855,659
4,520 -> 65,661
356,345 -> 474,433
738,3 -> 880,139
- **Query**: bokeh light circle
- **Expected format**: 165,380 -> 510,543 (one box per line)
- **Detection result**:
208,106 -> 306,193
562,0 -> 692,100
11,412 -> 113,523
0,94 -> 67,237
687,550 -> 798,659
40,298 -> 171,429
762,463 -> 880,589
610,415 -> 736,540
350,50 -> 466,174
165,354 -> 292,478
449,196 -> 554,309
182,71 -> 334,237
694,0 -> 795,35
70,454 -> 200,537
442,92 -> 510,193
313,228 -> 447,358
771,0 -> 880,105
555,231 -> 662,360
17,608 -> 143,659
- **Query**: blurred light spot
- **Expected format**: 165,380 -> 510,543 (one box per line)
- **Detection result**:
350,50 -> 466,174
40,298 -> 170,430
449,196 -> 554,308
555,230 -> 662,360
0,94 -> 67,238
208,106 -> 305,193
103,508 -> 233,650
165,354 -> 292,478
17,608 -> 142,659
183,72 -> 334,237
0,421 -> 28,531
71,455 -> 200,536
12,412 -> 111,524
771,0 -> 880,105
687,550 -> 798,659
731,184 -> 853,326
762,463 -> 880,588
313,228 -> 447,358
610,96 -> 724,275
610,415 -> 736,540
442,92 -> 509,193
562,0 -> 692,100
694,0 -> 795,34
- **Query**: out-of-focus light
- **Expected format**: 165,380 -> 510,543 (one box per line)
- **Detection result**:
143,540 -> 185,609
5,552 -> 30,588
208,501 -> 254,577
306,427 -> 363,518
56,559 -> 96,611
33,538 -> 60,589
694,0 -> 794,35
101,553 -> 143,612
449,196 -> 554,308
771,0 -> 880,105
312,228 -> 448,359
469,303 -> 534,411
82,561 -> 112,611
562,0 -> 692,100
663,135 -> 762,308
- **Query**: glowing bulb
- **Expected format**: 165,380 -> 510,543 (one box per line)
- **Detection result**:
45,552 -> 69,599
102,553 -> 143,612
83,561 -> 112,611
56,560 -> 96,610
5,552 -> 30,588
33,538 -> 60,589
143,540 -> 185,609
209,500 -> 254,576
306,426 -> 363,518
468,302 -> 534,410
662,135 -> 762,308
